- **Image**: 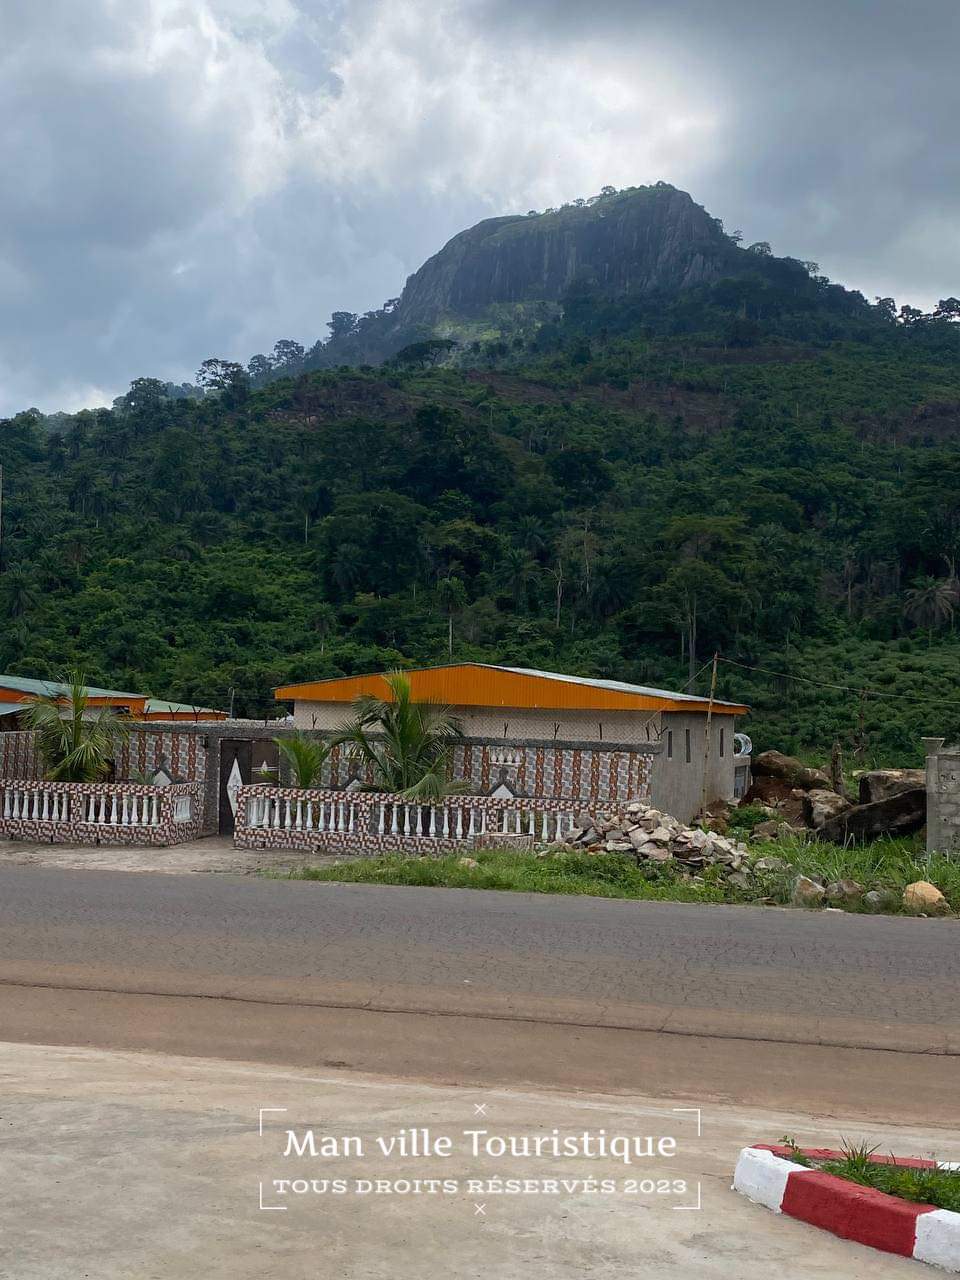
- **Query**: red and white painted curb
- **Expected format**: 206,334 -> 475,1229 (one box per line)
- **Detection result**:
733,1145 -> 960,1271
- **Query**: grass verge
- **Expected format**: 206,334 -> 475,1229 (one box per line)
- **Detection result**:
277,834 -> 959,913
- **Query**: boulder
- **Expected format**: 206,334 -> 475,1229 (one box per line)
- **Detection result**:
816,788 -> 926,844
858,769 -> 926,806
751,819 -> 782,840
825,878 -> 864,906
726,871 -> 753,891
752,750 -> 831,791
458,857 -> 479,869
792,875 -> 826,907
804,789 -> 852,829
902,880 -> 951,915
862,888 -> 899,913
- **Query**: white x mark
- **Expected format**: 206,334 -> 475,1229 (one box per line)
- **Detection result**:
474,1203 -> 487,1216
473,1103 -> 488,1116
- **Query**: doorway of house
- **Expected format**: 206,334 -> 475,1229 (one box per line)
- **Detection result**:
218,738 -> 279,835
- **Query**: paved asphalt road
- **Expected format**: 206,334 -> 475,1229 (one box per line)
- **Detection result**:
1,867 -> 958,1122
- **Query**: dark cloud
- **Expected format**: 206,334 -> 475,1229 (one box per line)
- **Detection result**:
0,0 -> 957,415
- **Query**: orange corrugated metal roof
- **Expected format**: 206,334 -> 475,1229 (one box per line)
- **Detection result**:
274,663 -> 747,716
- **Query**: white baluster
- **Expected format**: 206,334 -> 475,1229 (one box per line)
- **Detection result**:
40,791 -> 49,821
391,804 -> 399,835
527,812 -> 535,836
61,795 -> 69,823
151,795 -> 160,825
456,808 -> 463,839
295,799 -> 303,830
429,807 -> 436,837
282,799 -> 291,830
403,805 -> 411,836
2,789 -> 9,820
468,808 -> 476,837
378,804 -> 385,836
132,796 -> 141,824
316,800 -> 325,832
415,806 -> 423,837
306,800 -> 314,831
49,793 -> 58,822
480,809 -> 487,836
272,797 -> 281,828
109,794 -> 117,824
121,795 -> 129,825
31,791 -> 39,821
349,803 -> 356,834
443,807 -> 450,837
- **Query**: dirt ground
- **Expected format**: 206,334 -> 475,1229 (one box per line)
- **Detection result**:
0,834 -> 328,874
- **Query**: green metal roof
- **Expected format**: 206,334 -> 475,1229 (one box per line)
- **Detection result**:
0,675 -> 222,717
0,674 -> 143,700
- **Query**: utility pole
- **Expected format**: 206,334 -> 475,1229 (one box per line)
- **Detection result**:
698,652 -> 719,822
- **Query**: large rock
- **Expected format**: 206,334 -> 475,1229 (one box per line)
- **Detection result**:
752,750 -> 831,791
816,788 -> 926,844
792,875 -> 826,907
825,878 -> 864,906
803,788 -> 852,829
902,880 -> 951,915
858,769 -> 926,805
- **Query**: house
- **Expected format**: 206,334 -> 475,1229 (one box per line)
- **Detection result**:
0,675 -> 227,726
274,663 -> 749,822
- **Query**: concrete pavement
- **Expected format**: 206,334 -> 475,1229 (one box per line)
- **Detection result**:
3,1041 -> 954,1280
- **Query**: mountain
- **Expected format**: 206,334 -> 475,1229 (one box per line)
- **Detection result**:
303,184 -> 823,369
4,185 -> 960,762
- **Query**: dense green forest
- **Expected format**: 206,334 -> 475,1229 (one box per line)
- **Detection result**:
3,264 -> 960,764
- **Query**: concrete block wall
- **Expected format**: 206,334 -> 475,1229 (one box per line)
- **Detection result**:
925,738 -> 960,854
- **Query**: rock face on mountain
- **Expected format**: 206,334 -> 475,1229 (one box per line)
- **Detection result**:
396,184 -> 737,325
315,184 -> 760,366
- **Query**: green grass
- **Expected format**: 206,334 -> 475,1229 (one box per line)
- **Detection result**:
283,848 -> 728,903
748,833 -> 960,911
783,1140 -> 960,1213
274,834 -> 959,913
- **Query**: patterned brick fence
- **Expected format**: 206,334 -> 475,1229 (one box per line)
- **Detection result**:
234,785 -> 585,856
0,779 -> 204,847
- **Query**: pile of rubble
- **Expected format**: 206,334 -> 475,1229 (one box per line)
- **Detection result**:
561,801 -> 758,885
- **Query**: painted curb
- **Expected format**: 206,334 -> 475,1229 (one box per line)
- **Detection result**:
733,1146 -> 960,1271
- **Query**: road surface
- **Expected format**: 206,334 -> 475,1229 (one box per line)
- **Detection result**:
0,867 -> 957,1122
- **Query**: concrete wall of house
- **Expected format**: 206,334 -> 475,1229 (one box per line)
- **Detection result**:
293,699 -> 663,745
648,711 -> 737,823
291,697 -> 736,821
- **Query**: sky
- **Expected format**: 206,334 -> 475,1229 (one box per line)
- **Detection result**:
1,0 -> 958,416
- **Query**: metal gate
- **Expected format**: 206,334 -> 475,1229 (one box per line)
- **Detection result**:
218,738 -> 278,834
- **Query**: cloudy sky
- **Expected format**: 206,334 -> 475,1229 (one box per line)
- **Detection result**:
1,0 -> 957,416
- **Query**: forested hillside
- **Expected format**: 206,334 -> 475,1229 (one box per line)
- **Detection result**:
3,231 -> 960,763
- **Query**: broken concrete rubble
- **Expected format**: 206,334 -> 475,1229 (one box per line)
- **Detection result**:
561,803 -> 753,882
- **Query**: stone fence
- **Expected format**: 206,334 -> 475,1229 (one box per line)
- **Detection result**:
234,784 -> 582,856
0,779 -> 204,847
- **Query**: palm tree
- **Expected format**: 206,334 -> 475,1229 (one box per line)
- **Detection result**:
275,732 -> 331,788
335,671 -> 464,799
22,671 -> 129,782
903,576 -> 959,643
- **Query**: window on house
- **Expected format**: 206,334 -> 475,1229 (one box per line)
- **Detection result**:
685,728 -> 691,763
720,727 -> 725,758
667,730 -> 673,759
